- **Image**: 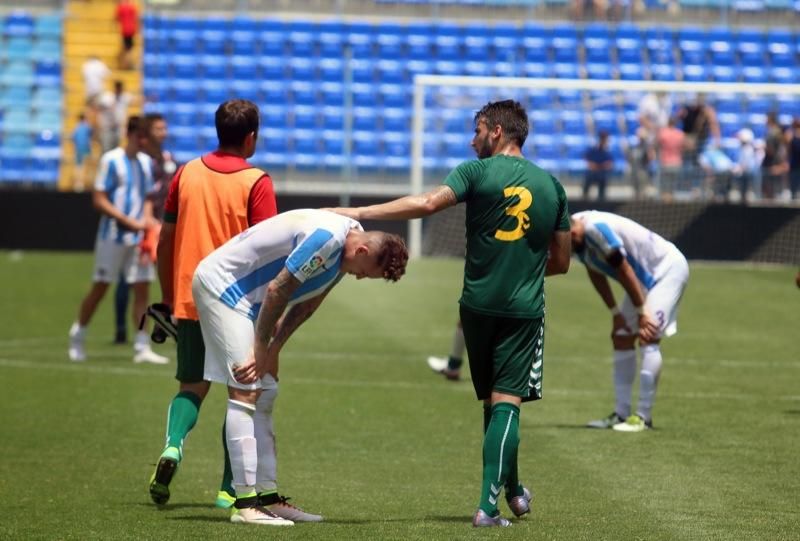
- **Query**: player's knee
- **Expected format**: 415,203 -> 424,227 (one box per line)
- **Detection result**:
612,334 -> 635,349
180,381 -> 210,401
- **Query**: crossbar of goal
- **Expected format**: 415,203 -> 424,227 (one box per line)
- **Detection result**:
408,75 -> 800,258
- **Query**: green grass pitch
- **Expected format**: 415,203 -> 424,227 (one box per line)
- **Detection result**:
0,251 -> 797,540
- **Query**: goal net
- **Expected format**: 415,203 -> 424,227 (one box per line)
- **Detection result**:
409,75 -> 800,259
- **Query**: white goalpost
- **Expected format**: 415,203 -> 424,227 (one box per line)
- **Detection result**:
408,75 -> 800,258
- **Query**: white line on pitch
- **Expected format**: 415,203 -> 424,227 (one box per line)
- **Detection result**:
1,358 -> 798,402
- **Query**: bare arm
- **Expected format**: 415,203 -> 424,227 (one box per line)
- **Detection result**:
92,190 -> 145,232
157,222 -> 176,306
270,287 -> 332,350
587,267 -> 618,309
545,230 -> 571,276
332,185 -> 458,221
614,258 -> 647,309
251,268 -> 302,379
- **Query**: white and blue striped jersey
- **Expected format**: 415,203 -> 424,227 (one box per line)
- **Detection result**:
195,209 -> 361,321
93,147 -> 155,246
573,210 -> 681,291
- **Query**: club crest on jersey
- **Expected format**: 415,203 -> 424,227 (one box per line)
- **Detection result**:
300,255 -> 324,277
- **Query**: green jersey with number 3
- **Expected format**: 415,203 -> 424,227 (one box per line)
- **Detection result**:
443,155 -> 570,318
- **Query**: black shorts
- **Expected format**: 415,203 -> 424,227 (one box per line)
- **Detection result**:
176,319 -> 205,383
123,35 -> 134,50
460,306 -> 545,402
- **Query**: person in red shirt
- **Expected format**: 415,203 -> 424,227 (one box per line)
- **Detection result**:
115,0 -> 139,69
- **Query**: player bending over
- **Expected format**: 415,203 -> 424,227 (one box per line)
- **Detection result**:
571,211 -> 689,432
193,209 -> 408,525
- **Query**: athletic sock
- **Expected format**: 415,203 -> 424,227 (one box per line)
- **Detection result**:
69,322 -> 86,339
613,349 -> 637,418
637,344 -> 663,423
226,399 -> 257,497
219,419 -> 234,497
479,402 -> 520,516
254,386 -> 278,494
448,325 -> 465,371
165,391 -> 202,455
133,330 -> 150,352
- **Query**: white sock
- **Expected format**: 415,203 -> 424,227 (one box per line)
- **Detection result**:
133,330 -> 150,352
70,322 -> 86,339
449,324 -> 465,361
613,349 -> 637,418
254,386 -> 278,494
226,399 -> 257,497
637,344 -> 663,423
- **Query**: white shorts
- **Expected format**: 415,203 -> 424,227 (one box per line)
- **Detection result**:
92,238 -> 155,284
193,274 -> 277,391
620,248 -> 689,339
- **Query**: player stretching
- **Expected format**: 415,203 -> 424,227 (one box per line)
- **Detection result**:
193,209 -> 408,525
329,100 -> 572,527
570,211 -> 689,432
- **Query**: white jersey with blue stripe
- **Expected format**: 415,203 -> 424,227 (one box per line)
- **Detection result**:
94,147 -> 155,246
573,210 -> 680,290
196,209 -> 361,321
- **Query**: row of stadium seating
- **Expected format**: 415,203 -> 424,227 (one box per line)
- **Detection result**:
375,0 -> 799,9
0,12 -> 62,185
0,11 -> 62,39
142,16 -> 800,173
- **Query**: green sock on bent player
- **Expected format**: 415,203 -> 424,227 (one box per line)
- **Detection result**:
165,391 -> 202,455
479,402 -> 520,516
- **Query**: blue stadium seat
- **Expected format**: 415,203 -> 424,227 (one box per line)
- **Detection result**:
682,64 -> 708,82
0,62 -> 34,87
0,86 -> 32,109
33,13 -> 61,40
586,62 -> 613,79
619,63 -> 645,80
383,108 -> 410,133
259,57 -> 286,80
346,22 -> 376,58
201,55 -> 228,80
770,66 -> 797,83
4,11 -> 34,38
741,65 -> 768,82
406,23 -> 434,59
2,37 -> 33,62
293,83 -> 317,107
491,23 -> 522,61
553,62 -> 580,79
383,131 -> 410,171
376,59 -> 405,85
650,63 -> 677,81
712,65 -> 739,83
259,19 -> 288,57
31,39 -> 62,63
352,132 -> 380,169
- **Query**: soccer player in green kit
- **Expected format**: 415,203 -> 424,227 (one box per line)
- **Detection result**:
330,100 -> 571,527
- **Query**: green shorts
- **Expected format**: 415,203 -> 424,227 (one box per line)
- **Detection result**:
176,319 -> 206,383
459,305 -> 544,402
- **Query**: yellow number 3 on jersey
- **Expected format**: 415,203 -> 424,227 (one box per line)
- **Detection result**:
494,187 -> 533,242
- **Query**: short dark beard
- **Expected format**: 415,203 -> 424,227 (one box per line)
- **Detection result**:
476,136 -> 493,159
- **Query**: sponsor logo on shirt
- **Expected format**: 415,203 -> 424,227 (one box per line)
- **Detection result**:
299,255 -> 324,277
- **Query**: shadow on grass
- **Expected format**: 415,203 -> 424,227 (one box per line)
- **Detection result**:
135,503 -> 217,511
784,410 -> 800,415
423,515 -> 473,523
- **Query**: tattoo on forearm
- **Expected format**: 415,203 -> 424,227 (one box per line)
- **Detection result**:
254,270 -> 299,346
273,300 -> 319,346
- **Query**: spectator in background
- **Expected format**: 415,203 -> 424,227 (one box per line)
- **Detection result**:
761,113 -> 788,200
632,92 -> 672,199
679,94 -> 720,196
788,119 -> 800,201
584,131 -> 613,200
81,55 -> 111,106
98,80 -> 133,153
72,113 -> 93,192
656,117 -> 684,201
113,113 -> 176,344
732,128 -> 761,204
116,0 -> 139,70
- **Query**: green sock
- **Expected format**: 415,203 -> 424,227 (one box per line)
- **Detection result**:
165,391 -> 202,455
479,402 -> 520,516
220,420 -> 234,496
504,443 -> 524,499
